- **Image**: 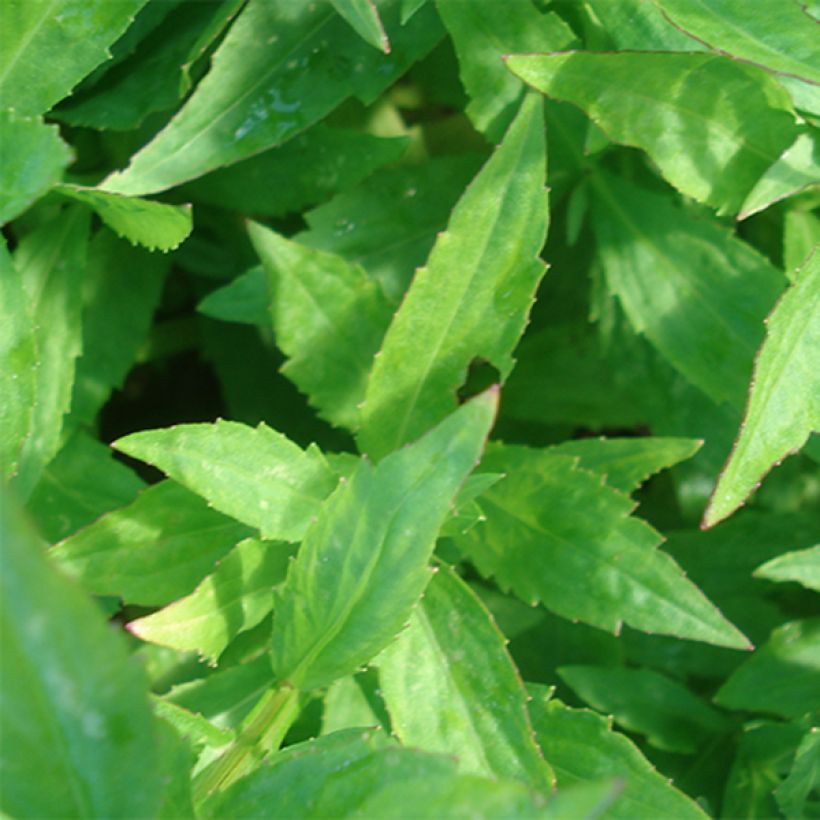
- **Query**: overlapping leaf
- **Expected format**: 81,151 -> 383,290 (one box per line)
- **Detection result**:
754,545 -> 820,592
331,0 -> 389,53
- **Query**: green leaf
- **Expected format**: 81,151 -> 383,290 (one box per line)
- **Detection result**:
754,545 -> 820,592
528,693 -> 708,820
358,94 -> 547,459
55,184 -> 192,251
507,51 -> 798,214
153,698 -> 235,752
591,172 -> 785,408
0,112 -> 72,223
541,781 -> 624,820
129,538 -> 294,663
436,0 -> 574,138
704,250 -> 819,527
454,444 -> 750,649
272,390 -> 497,690
784,209 -> 820,277
331,0 -> 390,53
656,0 -> 820,86
322,672 -> 386,735
0,0 -> 149,116
775,727 -> 820,819
113,419 -> 339,542
0,488 -> 161,818
248,222 -> 393,430
180,125 -> 408,218
376,565 -> 553,788
558,665 -> 730,754
586,0 -> 707,51
11,206 -> 90,497
198,266 -> 269,326
546,437 -> 702,495
155,718 -> 197,820
0,240 -> 37,481
49,480 -> 252,606
101,0 -> 442,195
715,619 -> 820,719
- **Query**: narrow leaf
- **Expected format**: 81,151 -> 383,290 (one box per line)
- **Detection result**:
113,419 -> 338,542
376,565 -> 554,788
248,222 -> 393,430
272,390 -> 497,690
0,489 -> 161,818
775,727 -> 820,819
358,94 -> 547,459
331,0 -> 390,53
507,51 -> 797,214
754,545 -> 820,592
704,251 -> 819,527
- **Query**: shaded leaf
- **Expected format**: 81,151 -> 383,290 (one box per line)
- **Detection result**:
358,94 -> 547,459
775,727 -> 820,819
754,544 -> 820,592
272,390 -> 497,690
331,0 -> 390,53
113,419 -> 338,542
704,250 -> 819,527
322,673 -> 385,735
198,266 -> 269,326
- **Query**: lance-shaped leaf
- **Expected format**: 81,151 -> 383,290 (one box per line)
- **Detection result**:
715,619 -> 820,719
11,206 -> 90,498
507,51 -> 797,214
656,0 -> 820,87
0,112 -> 72,223
0,0 -> 148,116
528,693 -> 708,820
55,185 -> 192,252
101,0 -> 441,195
331,0 -> 390,53
49,480 -> 252,606
113,419 -> 338,542
454,445 -> 749,649
754,545 -> 820,592
775,728 -> 820,819
704,251 -> 819,527
436,0 -> 574,138
358,94 -> 547,459
248,222 -> 393,430
591,172 -> 785,409
0,489 -> 161,819
272,390 -> 497,691
376,565 -> 553,788
129,538 -> 294,663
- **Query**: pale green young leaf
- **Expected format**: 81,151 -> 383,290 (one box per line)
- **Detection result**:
715,619 -> 820,719
113,419 -> 339,542
704,251 -> 819,527
272,390 -> 497,690
507,52 -> 797,214
528,693 -> 708,820
129,538 -> 294,663
101,0 -> 441,196
754,545 -> 820,592
0,0 -> 148,116
546,437 -> 702,495
358,94 -> 547,459
455,445 -> 750,649
248,223 -> 393,430
436,0 -> 574,138
376,565 -> 554,788
11,206 -> 90,497
152,698 -> 235,752
591,172 -> 785,409
0,112 -> 72,223
49,480 -> 252,606
0,489 -> 161,819
656,0 -> 820,86
775,727 -> 820,819
0,240 -> 37,481
55,184 -> 192,252
331,0 -> 390,53
558,665 -> 730,754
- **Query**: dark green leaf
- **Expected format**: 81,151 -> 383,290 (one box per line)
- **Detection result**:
331,0 -> 390,53
775,727 -> 820,819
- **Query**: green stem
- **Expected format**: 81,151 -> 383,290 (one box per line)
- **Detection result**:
192,683 -> 300,807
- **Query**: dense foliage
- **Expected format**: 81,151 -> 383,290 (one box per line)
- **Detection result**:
1,1 -> 819,817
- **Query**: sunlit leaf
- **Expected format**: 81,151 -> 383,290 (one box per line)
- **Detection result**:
754,545 -> 820,592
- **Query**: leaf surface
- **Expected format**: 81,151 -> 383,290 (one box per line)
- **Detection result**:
775,727 -> 820,819
754,545 -> 820,592
0,489 -> 161,819
455,444 -> 749,649
49,480 -> 252,606
272,391 -> 497,690
507,51 -> 798,214
113,419 -> 338,541
248,222 -> 393,430
376,565 -> 553,788
358,94 -> 547,458
704,250 -> 819,527
331,0 -> 389,53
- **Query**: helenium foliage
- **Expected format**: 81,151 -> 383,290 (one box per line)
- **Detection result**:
1,1 -> 819,818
